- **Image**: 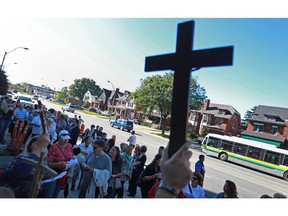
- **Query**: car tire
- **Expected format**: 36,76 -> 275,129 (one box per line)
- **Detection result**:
110,123 -> 114,127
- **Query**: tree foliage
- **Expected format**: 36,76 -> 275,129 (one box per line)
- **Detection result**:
132,72 -> 207,134
55,87 -> 69,100
0,70 -> 8,95
244,106 -> 258,120
69,78 -> 100,100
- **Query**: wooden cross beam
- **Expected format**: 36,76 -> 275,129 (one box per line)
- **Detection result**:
145,20 -> 233,158
23,151 -> 57,198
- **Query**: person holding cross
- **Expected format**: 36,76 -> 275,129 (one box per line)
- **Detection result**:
0,132 -> 50,198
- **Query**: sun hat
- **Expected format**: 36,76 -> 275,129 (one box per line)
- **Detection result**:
59,130 -> 70,140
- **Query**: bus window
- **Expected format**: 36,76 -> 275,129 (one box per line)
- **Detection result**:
220,140 -> 234,152
233,143 -> 248,156
283,155 -> 288,166
247,146 -> 261,159
264,151 -> 281,165
207,137 -> 220,148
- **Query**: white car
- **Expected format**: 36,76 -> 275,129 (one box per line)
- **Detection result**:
62,103 -> 76,113
16,95 -> 35,108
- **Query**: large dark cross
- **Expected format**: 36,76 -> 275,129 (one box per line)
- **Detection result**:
145,20 -> 233,158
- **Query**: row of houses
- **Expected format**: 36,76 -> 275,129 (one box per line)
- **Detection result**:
83,87 -> 288,149
83,88 -> 145,120
188,99 -> 288,149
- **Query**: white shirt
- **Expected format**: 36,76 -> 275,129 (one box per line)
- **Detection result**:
78,142 -> 93,155
182,183 -> 205,198
127,134 -> 136,145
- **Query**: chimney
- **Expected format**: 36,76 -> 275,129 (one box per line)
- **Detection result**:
203,99 -> 210,110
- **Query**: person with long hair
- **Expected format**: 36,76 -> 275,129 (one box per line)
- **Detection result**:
140,153 -> 162,198
104,146 -> 126,198
128,145 -> 147,197
215,180 -> 238,198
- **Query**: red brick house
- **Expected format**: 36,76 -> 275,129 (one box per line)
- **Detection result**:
241,105 -> 288,149
188,99 -> 241,136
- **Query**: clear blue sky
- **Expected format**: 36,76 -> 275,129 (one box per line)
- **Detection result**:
1,17 -> 288,118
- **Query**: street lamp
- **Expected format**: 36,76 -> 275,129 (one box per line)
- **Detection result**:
0,47 -> 29,71
107,80 -> 115,121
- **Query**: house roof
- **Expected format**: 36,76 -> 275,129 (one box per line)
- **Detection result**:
241,130 -> 285,143
248,105 -> 288,124
195,103 -> 240,119
87,89 -> 99,96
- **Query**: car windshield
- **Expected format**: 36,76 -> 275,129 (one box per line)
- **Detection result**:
19,96 -> 32,102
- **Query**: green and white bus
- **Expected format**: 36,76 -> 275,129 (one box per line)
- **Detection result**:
201,133 -> 288,181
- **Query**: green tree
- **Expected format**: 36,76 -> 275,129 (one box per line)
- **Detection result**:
190,76 -> 207,110
69,78 -> 100,100
0,70 -> 8,95
244,106 -> 257,121
132,72 -> 207,135
55,87 -> 69,100
17,84 -> 26,93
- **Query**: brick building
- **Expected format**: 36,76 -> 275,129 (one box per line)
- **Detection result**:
188,99 -> 241,136
241,105 -> 288,149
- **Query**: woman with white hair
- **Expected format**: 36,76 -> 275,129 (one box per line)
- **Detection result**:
47,118 -> 57,145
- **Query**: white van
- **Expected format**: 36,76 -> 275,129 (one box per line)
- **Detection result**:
62,103 -> 76,113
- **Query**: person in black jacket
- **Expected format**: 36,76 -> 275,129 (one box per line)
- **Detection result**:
68,119 -> 80,147
128,145 -> 147,197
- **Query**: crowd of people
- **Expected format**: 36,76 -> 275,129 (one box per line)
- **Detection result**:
0,95 -> 287,199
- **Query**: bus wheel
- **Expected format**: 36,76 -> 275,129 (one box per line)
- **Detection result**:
219,152 -> 228,161
283,171 -> 288,181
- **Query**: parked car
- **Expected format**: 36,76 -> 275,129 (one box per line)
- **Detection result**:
62,103 -> 77,113
16,95 -> 35,108
32,95 -> 39,101
110,119 -> 134,132
134,118 -> 143,125
73,105 -> 84,110
100,110 -> 110,116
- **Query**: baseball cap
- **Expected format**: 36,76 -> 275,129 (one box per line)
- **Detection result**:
59,130 -> 71,140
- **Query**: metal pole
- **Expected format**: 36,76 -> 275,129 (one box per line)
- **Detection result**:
0,52 -> 7,71
0,47 -> 28,71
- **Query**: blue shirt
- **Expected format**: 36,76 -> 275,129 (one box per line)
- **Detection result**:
16,108 -> 28,120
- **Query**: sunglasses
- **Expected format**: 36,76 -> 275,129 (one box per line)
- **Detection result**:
93,146 -> 100,149
192,177 -> 198,180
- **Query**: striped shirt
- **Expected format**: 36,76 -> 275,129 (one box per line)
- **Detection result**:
16,108 -> 28,120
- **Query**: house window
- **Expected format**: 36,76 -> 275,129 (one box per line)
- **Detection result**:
271,125 -> 278,135
191,114 -> 198,121
215,118 -> 224,125
253,122 -> 264,132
